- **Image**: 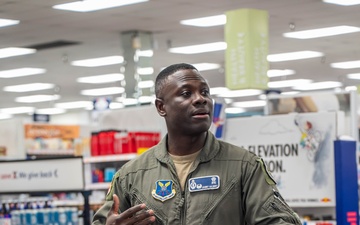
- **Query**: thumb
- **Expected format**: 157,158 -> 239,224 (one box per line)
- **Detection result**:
111,194 -> 120,215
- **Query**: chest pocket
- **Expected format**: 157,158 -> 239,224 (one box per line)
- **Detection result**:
131,188 -> 168,225
200,176 -> 240,223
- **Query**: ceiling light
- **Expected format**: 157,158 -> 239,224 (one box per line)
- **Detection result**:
0,107 -> 34,114
116,97 -> 139,106
217,89 -> 263,98
15,95 -> 60,103
283,26 -> 360,39
81,87 -> 125,96
137,67 -> 154,75
138,80 -> 154,88
0,68 -> 46,78
267,51 -> 324,62
0,47 -> 36,59
193,63 -> 221,71
53,0 -> 149,12
137,50 -> 153,57
347,73 -> 360,79
0,113 -> 12,120
139,96 -> 155,104
210,87 -> 229,95
55,101 -> 93,109
180,14 -> 226,27
232,100 -> 266,108
323,0 -> 360,6
225,107 -> 245,114
281,91 -> 300,95
268,79 -> 313,88
345,86 -> 357,91
331,60 -> 360,69
77,73 -> 124,84
109,102 -> 124,109
3,83 -> 55,92
169,42 -> 226,54
292,81 -> 342,91
0,18 -> 19,28
267,69 -> 295,77
36,108 -> 66,115
71,56 -> 124,67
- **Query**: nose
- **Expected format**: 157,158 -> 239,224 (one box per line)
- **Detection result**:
193,92 -> 207,105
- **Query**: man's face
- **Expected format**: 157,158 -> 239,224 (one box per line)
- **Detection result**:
157,69 -> 214,135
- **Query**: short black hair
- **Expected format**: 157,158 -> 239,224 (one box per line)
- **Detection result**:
155,63 -> 198,98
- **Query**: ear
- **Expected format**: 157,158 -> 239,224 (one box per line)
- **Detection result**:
155,98 -> 166,117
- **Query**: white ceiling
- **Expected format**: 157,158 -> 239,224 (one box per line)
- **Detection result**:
1,0 -> 360,113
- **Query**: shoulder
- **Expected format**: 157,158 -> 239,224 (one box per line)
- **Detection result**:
216,140 -> 259,165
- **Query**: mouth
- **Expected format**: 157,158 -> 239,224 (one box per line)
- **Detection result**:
192,110 -> 210,118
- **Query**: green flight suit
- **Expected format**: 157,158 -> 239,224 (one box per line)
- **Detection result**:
92,131 -> 301,225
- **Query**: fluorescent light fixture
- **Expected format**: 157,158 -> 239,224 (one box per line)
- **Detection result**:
0,107 -> 34,114
0,113 -> 12,120
81,87 -> 125,96
0,47 -> 36,59
331,60 -> 360,69
15,95 -> 60,103
139,96 -> 155,104
268,79 -> 313,88
283,26 -> 360,39
217,89 -> 263,98
345,86 -> 357,91
138,80 -> 154,88
77,73 -> 124,84
3,83 -> 55,92
71,56 -> 124,67
225,107 -> 245,114
53,0 -> 149,12
210,87 -> 229,95
267,69 -> 295,77
232,100 -> 266,108
267,51 -> 324,62
193,63 -> 221,71
180,14 -> 226,27
55,101 -> 93,109
323,0 -> 360,6
292,81 -> 342,91
109,102 -> 124,109
115,97 -> 139,106
137,67 -> 154,75
169,42 -> 226,54
0,18 -> 19,28
347,73 -> 360,79
0,68 -> 46,78
281,91 -> 300,95
36,108 -> 66,115
137,50 -> 153,57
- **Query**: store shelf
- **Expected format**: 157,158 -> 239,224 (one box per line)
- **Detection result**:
53,199 -> 105,207
85,182 -> 111,190
26,149 -> 75,155
83,154 -> 137,163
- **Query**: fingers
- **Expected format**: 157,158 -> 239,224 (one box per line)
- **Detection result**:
116,204 -> 156,225
111,194 -> 120,215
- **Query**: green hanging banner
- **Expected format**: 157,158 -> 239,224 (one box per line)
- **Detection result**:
225,8 -> 269,90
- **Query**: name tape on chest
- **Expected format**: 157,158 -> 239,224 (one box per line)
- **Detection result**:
188,175 -> 220,192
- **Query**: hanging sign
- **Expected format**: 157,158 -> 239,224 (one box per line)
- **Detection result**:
225,8 -> 269,90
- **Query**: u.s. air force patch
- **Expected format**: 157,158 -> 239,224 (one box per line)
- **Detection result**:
152,180 -> 176,202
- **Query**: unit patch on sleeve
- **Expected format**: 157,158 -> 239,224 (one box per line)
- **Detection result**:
188,175 -> 220,192
152,180 -> 176,202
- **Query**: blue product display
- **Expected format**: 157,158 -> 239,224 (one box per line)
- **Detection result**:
334,140 -> 359,225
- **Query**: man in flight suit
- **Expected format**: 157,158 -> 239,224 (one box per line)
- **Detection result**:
92,63 -> 302,225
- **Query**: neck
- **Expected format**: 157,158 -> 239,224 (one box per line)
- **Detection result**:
167,131 -> 207,156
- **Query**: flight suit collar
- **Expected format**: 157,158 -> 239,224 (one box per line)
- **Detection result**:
154,131 -> 220,163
